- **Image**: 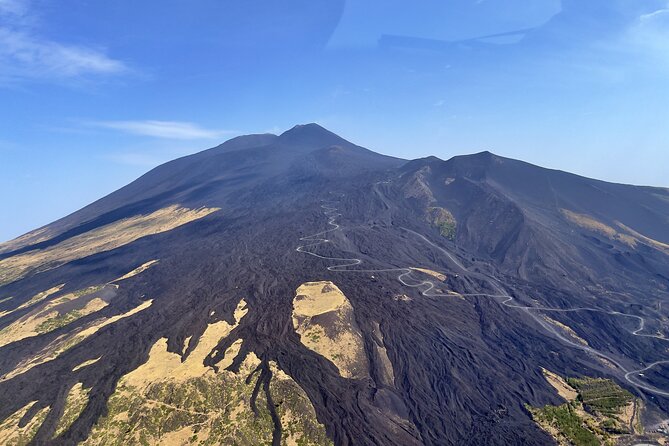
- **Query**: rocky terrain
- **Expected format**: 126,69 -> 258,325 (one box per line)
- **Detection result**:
0,123 -> 668,445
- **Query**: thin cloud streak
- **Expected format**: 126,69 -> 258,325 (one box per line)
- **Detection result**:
0,0 -> 127,83
91,120 -> 237,140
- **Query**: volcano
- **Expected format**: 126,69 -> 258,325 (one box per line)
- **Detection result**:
1,124 -> 668,445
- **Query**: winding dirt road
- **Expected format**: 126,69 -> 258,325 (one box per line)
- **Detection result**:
296,203 -> 669,397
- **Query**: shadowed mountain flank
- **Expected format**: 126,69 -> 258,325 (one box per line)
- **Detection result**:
0,124 -> 668,445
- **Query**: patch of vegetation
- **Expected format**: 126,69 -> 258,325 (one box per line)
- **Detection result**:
72,286 -> 103,298
530,373 -> 640,445
306,331 -> 322,343
426,207 -> 457,241
0,402 -> 50,446
566,377 -> 633,417
528,402 -> 600,446
438,221 -> 456,240
83,374 -> 275,445
35,310 -> 83,334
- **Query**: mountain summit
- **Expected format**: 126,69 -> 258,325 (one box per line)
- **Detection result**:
0,125 -> 668,445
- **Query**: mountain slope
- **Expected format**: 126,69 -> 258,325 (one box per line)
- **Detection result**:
0,125 -> 667,445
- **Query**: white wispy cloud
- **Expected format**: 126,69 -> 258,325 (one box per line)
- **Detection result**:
628,4 -> 669,54
0,0 -> 127,84
91,120 -> 236,140
597,2 -> 669,73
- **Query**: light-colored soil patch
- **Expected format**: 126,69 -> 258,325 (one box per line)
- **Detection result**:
542,368 -> 578,401
616,222 -> 669,253
214,339 -> 243,371
53,383 -> 91,438
560,209 -> 637,247
111,260 -> 159,283
292,281 -> 368,379
0,286 -> 108,348
1,300 -> 153,381
17,285 -> 65,311
2,260 -> 158,341
158,425 -> 198,445
543,316 -> 588,346
410,267 -> 447,282
0,401 -> 50,446
561,209 -> 617,237
0,205 -> 218,285
123,299 -> 248,388
72,357 -> 102,372
293,282 -> 347,317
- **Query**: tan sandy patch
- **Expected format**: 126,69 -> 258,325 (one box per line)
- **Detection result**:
560,209 -> 617,237
0,294 -> 108,348
292,281 -> 368,379
158,425 -> 198,446
123,299 -> 247,389
17,284 -> 65,311
541,368 -> 578,401
616,221 -> 669,253
111,260 -> 159,283
293,282 -> 347,317
182,335 -> 193,355
543,316 -> 588,346
72,357 -> 102,372
0,205 -> 218,285
214,339 -> 244,371
619,400 -> 636,430
560,209 -> 638,247
0,401 -> 50,445
410,267 -> 447,282
1,299 -> 153,381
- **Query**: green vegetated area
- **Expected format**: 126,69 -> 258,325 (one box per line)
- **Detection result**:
528,376 -> 637,446
530,402 -> 600,446
427,207 -> 457,240
71,285 -> 104,298
82,374 -> 275,445
35,285 -> 105,334
0,402 -> 50,446
81,367 -> 331,445
566,377 -> 633,418
36,310 -> 83,334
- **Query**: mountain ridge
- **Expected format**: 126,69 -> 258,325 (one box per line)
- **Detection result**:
0,124 -> 668,445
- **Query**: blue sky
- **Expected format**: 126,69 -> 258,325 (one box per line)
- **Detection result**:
1,0 -> 668,241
